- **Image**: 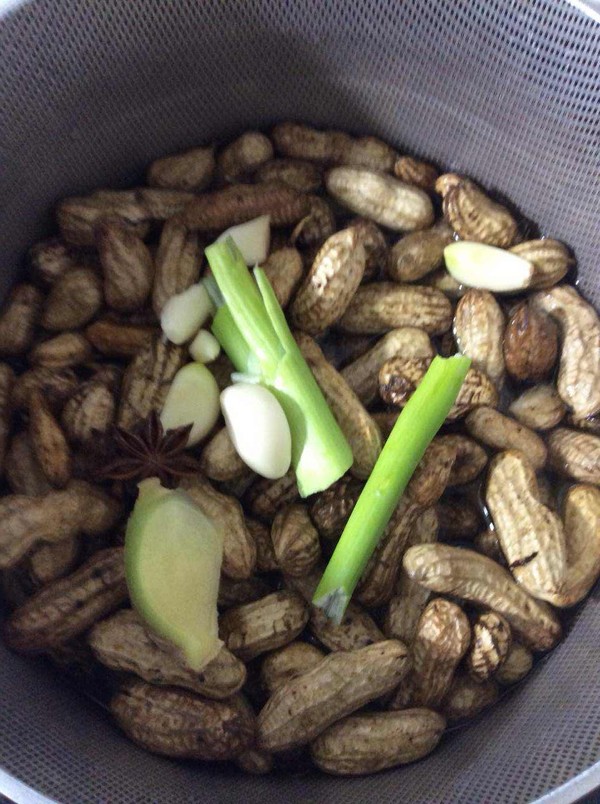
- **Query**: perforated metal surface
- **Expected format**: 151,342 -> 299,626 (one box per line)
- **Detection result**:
0,0 -> 599,802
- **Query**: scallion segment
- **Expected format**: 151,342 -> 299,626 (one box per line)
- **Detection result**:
205,238 -> 353,496
313,354 -> 471,623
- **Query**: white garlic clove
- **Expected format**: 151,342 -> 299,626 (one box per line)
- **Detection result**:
160,363 -> 220,446
220,383 -> 291,479
189,329 -> 221,363
160,283 -> 215,345
444,241 -> 533,293
216,214 -> 270,266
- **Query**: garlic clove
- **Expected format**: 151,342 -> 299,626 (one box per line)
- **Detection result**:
216,215 -> 270,266
189,329 -> 221,364
160,283 -> 215,345
444,241 -> 533,293
160,363 -> 220,446
220,383 -> 291,479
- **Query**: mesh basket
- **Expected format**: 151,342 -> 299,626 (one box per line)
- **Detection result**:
1,1 -> 599,801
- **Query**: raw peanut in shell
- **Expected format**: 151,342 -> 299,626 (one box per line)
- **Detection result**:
546,484 -> 600,607
152,219 -> 200,315
438,434 -> 488,487
403,543 -> 561,651
29,390 -> 72,488
486,450 -> 567,603
495,642 -> 533,685
29,238 -> 77,286
311,708 -> 446,776
394,155 -> 439,192
509,384 -> 566,431
180,475 -> 256,580
504,303 -> 558,382
0,284 -> 43,356
310,475 -> 362,541
89,609 -> 246,699
0,364 -> 14,475
442,673 -> 499,723
260,248 -> 304,309
96,220 -> 154,312
326,167 -> 434,232
137,188 -> 196,220
218,131 -> 274,181
271,504 -> 321,577
217,576 -> 272,609
290,228 -> 366,334
11,367 -> 78,412
26,538 -> 79,587
436,174 -> 518,247
285,570 -> 385,652
255,158 -> 322,193
379,357 -> 498,419
406,439 -> 457,508
339,282 -> 452,335
3,547 -> 127,652
357,499 -> 422,608
0,480 -> 121,569
272,122 -> 397,171
465,407 -> 547,470
42,267 -> 103,331
384,508 -> 438,646
466,612 -> 512,682
371,411 -> 399,440
295,332 -> 382,478
510,239 -> 572,289
532,285 -> 600,418
389,598 -> 470,710
111,680 -> 254,761
257,640 -> 411,752
219,590 -> 309,661
29,333 -> 92,369
117,336 -> 186,429
200,426 -> 250,482
245,470 -> 300,522
387,222 -> 453,283
247,518 -> 278,573
454,289 -> 505,386
5,432 -> 51,496
261,642 -> 325,696
147,145 -> 215,192
341,328 -> 434,406
547,428 -> 600,486
57,194 -> 149,247
349,218 -> 388,280
290,195 -> 337,249
236,748 -> 274,776
181,182 -> 310,231
85,319 -> 156,358
61,380 -> 116,444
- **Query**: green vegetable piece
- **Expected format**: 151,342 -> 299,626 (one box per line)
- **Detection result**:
125,478 -> 223,670
206,238 -> 353,496
313,354 -> 471,623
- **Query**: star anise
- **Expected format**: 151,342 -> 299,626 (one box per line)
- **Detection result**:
100,410 -> 202,488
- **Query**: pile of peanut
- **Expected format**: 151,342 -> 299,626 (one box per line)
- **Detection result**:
1,122 -> 599,777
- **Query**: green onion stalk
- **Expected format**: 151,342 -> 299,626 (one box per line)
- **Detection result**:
313,354 -> 471,623
205,238 -> 353,497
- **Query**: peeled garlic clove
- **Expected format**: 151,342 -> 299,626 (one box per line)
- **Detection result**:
221,383 -> 291,479
161,363 -> 220,445
160,283 -> 214,345
189,329 -> 221,363
444,242 -> 533,293
216,215 -> 270,266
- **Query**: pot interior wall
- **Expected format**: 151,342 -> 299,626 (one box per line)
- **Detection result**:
0,1 -> 599,802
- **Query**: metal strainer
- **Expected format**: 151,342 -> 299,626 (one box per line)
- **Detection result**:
1,1 -> 599,801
